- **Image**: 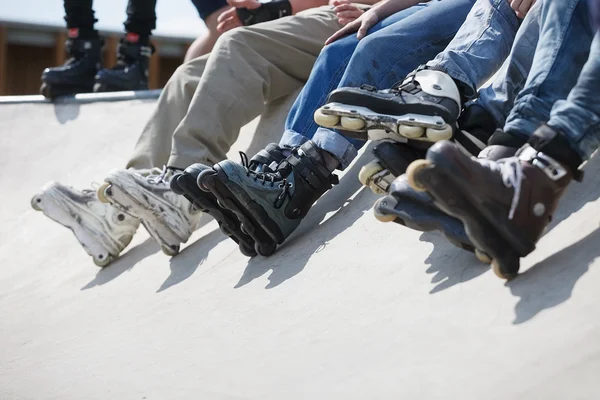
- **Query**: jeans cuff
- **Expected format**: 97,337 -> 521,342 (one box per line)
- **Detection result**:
312,127 -> 358,170
280,130 -> 310,148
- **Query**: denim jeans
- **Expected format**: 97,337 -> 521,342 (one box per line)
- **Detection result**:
548,32 -> 600,160
503,0 -> 595,143
281,0 -> 478,169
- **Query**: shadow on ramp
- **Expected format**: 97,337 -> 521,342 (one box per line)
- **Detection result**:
234,152 -> 375,289
157,228 -> 229,293
508,226 -> 599,324
81,237 -> 159,290
54,103 -> 81,124
420,231 -> 489,294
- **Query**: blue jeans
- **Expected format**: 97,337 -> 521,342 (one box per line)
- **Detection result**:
503,0 -> 595,143
548,32 -> 600,160
281,0 -> 478,169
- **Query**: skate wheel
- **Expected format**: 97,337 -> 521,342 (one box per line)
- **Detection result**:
373,199 -> 396,223
93,254 -> 114,268
162,244 -> 180,257
30,195 -> 43,211
97,182 -> 112,204
255,241 -> 277,257
406,159 -> 432,192
426,125 -> 453,142
340,116 -> 365,130
197,169 -> 216,192
475,249 -> 492,264
240,224 -> 248,235
40,83 -> 53,99
239,243 -> 257,257
491,258 -> 519,281
220,225 -> 232,236
358,161 -> 384,187
314,109 -> 339,128
399,125 -> 425,139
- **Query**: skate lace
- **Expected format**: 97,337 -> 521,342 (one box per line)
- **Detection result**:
478,157 -> 523,220
146,166 -> 169,185
239,151 -> 292,208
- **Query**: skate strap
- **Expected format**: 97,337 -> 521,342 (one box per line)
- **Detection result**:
454,129 -> 485,157
118,40 -> 154,60
280,143 -> 337,190
236,0 -> 292,26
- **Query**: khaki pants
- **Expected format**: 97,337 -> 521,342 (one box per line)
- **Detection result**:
126,5 -> 341,170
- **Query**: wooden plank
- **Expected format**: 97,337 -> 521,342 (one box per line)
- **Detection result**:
104,35 -> 119,68
149,41 -> 160,89
54,31 -> 67,66
0,26 -> 7,95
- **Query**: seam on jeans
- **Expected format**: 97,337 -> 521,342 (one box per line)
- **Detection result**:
530,1 -> 579,98
299,55 -> 352,137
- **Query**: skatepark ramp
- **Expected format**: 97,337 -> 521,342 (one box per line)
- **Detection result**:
1,92 -> 600,399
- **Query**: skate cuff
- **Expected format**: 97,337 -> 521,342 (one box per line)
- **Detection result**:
526,124 -> 584,181
236,0 -> 292,26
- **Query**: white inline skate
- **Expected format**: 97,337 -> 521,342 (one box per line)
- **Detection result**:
31,182 -> 140,266
97,167 -> 202,256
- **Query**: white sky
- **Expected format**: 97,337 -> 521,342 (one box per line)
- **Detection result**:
0,0 -> 207,38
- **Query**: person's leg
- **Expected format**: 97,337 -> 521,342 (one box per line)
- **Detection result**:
63,0 -> 97,38
123,0 -> 157,41
185,0 -> 229,60
126,55 -> 209,170
546,32 -> 600,161
503,0 -> 594,140
403,0 -> 596,279
167,5 -> 341,169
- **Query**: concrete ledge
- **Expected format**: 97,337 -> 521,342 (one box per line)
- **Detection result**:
0,89 -> 162,105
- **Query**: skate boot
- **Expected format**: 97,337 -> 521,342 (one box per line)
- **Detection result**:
31,182 -> 140,266
374,128 -> 522,260
40,35 -> 103,99
97,167 -> 202,256
170,144 -> 291,257
94,35 -> 154,92
405,125 -> 582,280
314,67 -> 461,143
198,141 -> 339,256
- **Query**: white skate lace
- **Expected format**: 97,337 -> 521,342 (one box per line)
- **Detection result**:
477,157 -> 523,220
146,166 -> 169,185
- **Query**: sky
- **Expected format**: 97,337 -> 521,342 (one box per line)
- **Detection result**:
0,0 -> 208,38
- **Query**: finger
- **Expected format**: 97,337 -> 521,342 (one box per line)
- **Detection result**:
510,0 -> 523,13
324,24 -> 356,45
519,0 -> 534,14
334,4 -> 359,12
356,21 -> 370,40
336,10 -> 363,20
217,8 -> 236,23
217,16 -> 241,32
332,0 -> 351,6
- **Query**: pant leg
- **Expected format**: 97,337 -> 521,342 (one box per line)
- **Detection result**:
126,55 -> 208,170
474,1 -> 541,128
167,5 -> 341,169
124,0 -> 157,37
427,0 -> 520,99
547,32 -> 600,161
64,0 -> 97,35
503,0 -> 595,139
280,4 -> 427,148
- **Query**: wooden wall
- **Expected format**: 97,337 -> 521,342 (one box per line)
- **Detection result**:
0,28 -> 190,96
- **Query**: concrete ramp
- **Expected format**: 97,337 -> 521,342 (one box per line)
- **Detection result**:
1,96 -> 600,400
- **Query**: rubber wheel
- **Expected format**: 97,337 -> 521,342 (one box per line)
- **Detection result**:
31,195 -> 43,211
491,259 -> 518,281
96,182 -> 112,204
406,159 -> 432,192
399,125 -> 425,139
373,199 -> 396,223
314,109 -> 339,128
358,161 -> 384,187
239,243 -> 257,257
426,125 -> 453,142
255,241 -> 277,257
197,169 -> 216,192
475,249 -> 492,264
93,254 -> 113,267
340,116 -> 365,130
162,244 -> 180,257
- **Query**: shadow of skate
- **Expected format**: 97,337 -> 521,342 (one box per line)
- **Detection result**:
419,232 -> 488,294
508,226 -> 600,324
157,228 -> 228,293
53,102 -> 81,124
234,151 -> 374,289
81,237 -> 159,290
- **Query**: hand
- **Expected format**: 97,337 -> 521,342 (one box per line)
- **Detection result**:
510,0 -> 536,18
325,6 -> 380,45
332,0 -> 365,26
216,0 -> 261,33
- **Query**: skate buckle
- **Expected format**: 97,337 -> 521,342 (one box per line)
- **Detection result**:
520,147 -> 567,181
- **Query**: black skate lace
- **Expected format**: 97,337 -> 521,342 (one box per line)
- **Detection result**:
477,156 -> 523,220
239,151 -> 293,208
